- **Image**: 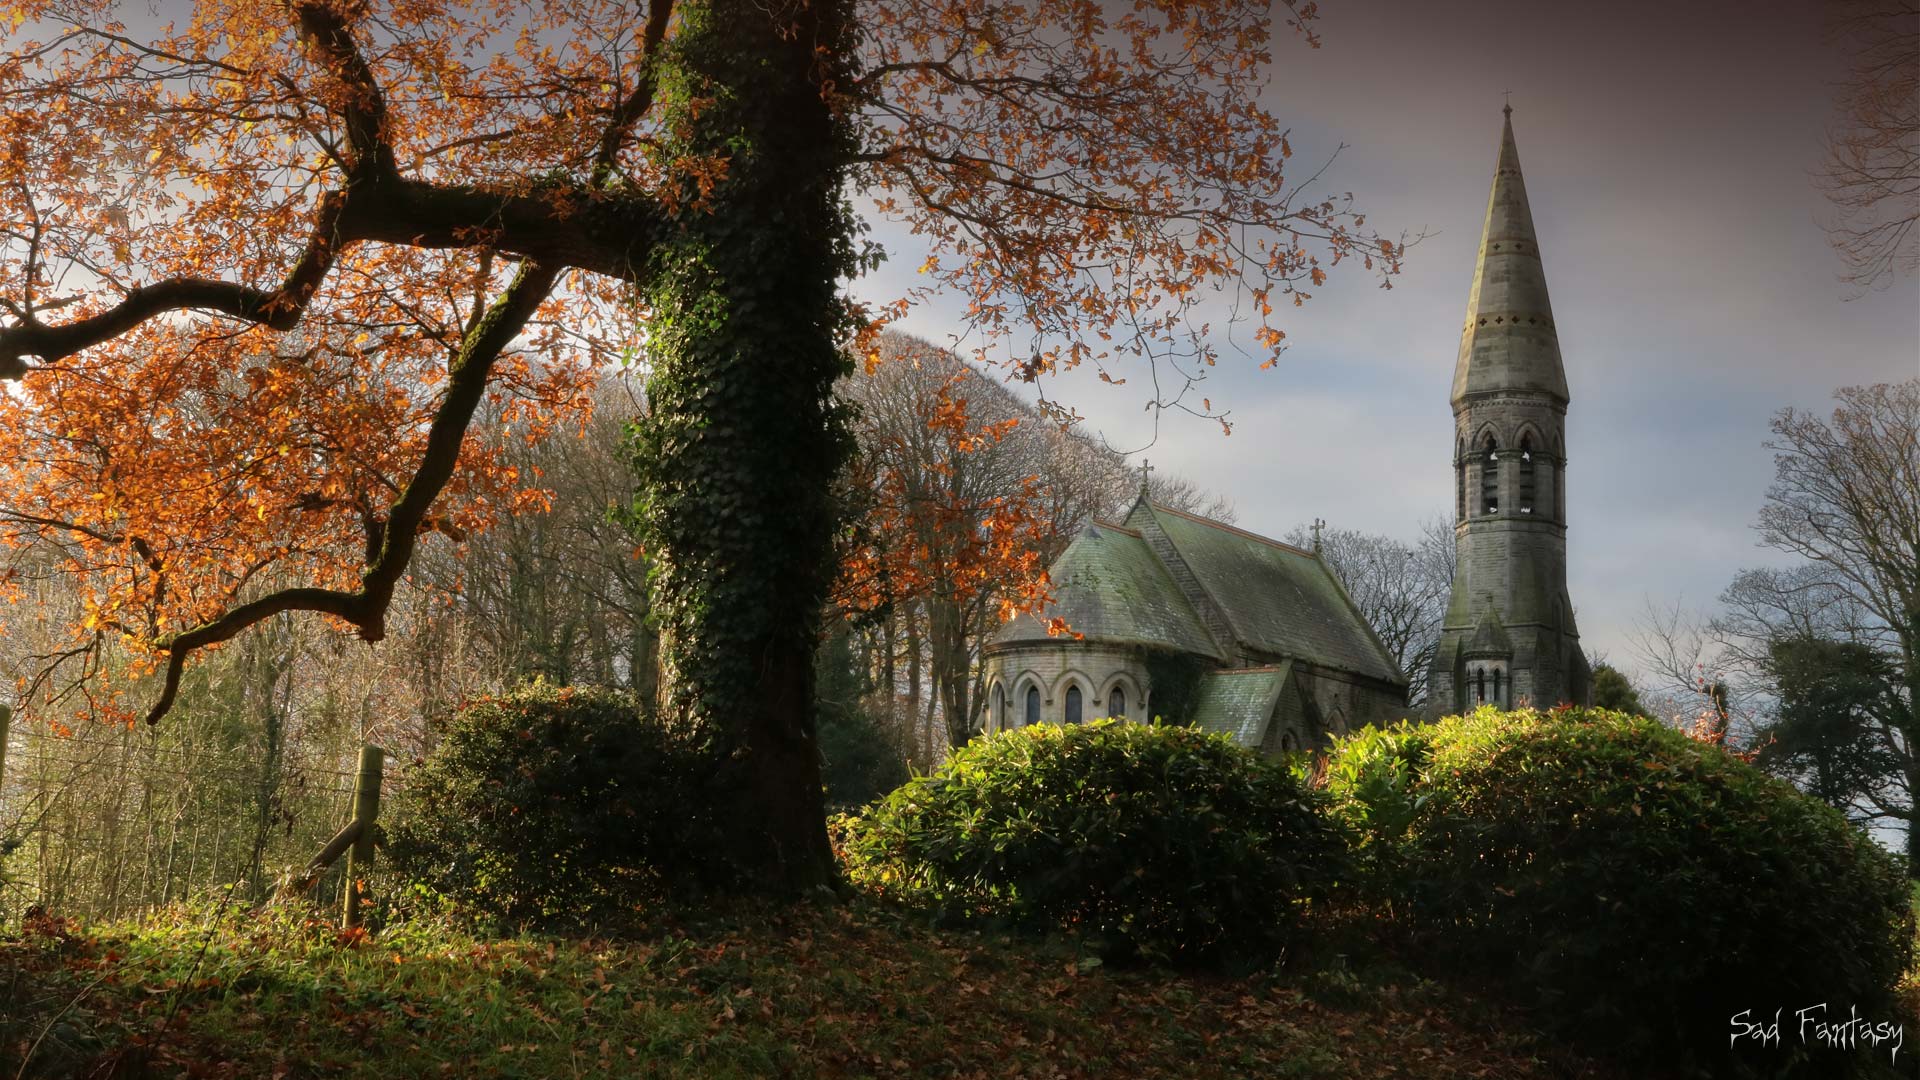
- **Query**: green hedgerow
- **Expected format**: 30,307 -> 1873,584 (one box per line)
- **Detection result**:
1325,706 -> 1914,1076
385,684 -> 732,931
838,719 -> 1348,967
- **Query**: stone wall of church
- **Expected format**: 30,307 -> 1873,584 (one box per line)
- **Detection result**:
984,640 -> 1410,752
1431,397 -> 1587,716
1296,664 -> 1410,742
982,643 -> 1151,734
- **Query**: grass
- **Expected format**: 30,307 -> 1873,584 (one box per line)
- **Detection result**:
0,898 -> 1621,1080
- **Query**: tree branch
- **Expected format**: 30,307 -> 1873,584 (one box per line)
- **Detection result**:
592,0 -> 675,185
143,259 -> 559,724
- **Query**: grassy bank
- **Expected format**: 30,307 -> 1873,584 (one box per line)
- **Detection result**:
1,900 -> 1618,1080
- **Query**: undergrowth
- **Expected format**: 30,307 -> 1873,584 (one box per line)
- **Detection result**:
1,897 -> 1616,1080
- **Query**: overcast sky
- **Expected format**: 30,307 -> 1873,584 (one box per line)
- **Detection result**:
856,0 -> 1920,689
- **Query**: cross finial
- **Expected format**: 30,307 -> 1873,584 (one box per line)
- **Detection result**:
1138,458 -> 1155,497
1311,517 -> 1326,553
1502,91 -> 1513,118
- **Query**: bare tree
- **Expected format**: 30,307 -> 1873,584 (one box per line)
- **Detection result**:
413,374 -> 656,696
1819,0 -> 1919,292
1629,596 -> 1746,735
1755,382 -> 1920,661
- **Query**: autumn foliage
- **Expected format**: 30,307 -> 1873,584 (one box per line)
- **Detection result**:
0,0 -> 1397,763
835,346 -> 1063,637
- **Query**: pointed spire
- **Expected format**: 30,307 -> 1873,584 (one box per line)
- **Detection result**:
1451,104 -> 1569,406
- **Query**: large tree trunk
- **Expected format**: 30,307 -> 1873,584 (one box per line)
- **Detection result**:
628,0 -> 853,895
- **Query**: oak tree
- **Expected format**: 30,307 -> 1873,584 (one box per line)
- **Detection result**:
0,0 -> 1397,890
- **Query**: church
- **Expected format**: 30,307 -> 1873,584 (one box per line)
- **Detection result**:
983,106 -> 1591,750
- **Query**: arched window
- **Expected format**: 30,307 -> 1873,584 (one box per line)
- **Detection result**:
992,684 -> 1006,731
1065,685 -> 1083,724
1475,667 -> 1487,703
1492,668 -> 1504,705
1025,685 -> 1040,727
1456,439 -> 1467,521
1108,686 -> 1126,718
1519,434 -> 1536,515
1480,433 -> 1500,514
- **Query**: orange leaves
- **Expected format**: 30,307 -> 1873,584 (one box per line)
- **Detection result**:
853,0 -> 1401,417
835,339 -> 1064,629
0,251 -> 592,715
0,0 -> 1399,726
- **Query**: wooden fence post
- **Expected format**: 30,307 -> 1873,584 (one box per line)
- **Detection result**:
341,745 -> 383,929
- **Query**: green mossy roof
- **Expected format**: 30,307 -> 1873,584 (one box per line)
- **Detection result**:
1143,505 -> 1400,682
1189,663 -> 1293,748
991,522 -> 1224,658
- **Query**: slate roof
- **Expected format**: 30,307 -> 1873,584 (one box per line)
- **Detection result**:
1189,663 -> 1293,748
990,521 -> 1224,658
1141,504 -> 1402,683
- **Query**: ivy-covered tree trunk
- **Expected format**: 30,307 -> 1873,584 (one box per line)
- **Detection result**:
628,0 -> 855,893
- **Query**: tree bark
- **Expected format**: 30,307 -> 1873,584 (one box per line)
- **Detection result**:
931,598 -> 972,748
628,0 -> 853,894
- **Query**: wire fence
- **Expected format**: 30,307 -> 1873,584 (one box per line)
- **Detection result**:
0,722 -> 404,923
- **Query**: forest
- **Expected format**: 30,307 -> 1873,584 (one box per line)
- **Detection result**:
0,330 -> 1260,920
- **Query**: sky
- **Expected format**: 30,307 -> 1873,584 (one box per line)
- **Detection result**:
857,0 -> 1920,689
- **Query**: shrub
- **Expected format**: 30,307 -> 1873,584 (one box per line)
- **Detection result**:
385,684 -> 729,930
1326,706 -> 1914,1075
838,719 -> 1347,966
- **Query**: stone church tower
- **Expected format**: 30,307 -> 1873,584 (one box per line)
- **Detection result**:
1426,106 -> 1590,715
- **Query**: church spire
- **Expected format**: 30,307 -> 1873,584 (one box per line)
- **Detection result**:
1427,103 -> 1590,716
1451,105 -> 1569,405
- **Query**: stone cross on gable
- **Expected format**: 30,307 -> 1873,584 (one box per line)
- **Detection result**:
1138,458 -> 1154,496
1311,517 -> 1326,553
